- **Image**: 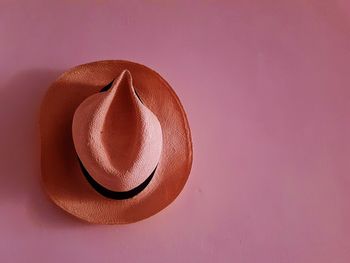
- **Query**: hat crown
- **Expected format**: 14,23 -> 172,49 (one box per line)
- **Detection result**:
72,70 -> 163,192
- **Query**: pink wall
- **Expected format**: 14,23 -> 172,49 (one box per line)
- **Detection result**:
1,0 -> 350,262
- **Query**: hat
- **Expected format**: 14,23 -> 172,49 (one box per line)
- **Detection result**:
40,60 -> 193,224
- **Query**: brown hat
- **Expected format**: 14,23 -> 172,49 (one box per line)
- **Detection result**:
40,60 -> 193,224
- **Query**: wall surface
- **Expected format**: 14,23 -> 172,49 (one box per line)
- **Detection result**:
1,0 -> 350,262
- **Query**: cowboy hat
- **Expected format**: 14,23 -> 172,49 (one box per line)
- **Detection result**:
40,60 -> 193,224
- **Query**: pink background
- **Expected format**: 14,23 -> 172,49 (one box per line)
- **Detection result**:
1,0 -> 350,262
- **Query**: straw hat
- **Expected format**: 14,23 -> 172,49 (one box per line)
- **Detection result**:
40,60 -> 193,224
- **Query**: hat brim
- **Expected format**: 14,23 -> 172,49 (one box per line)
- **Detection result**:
40,60 -> 193,224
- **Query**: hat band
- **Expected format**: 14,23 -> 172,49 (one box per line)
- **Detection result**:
78,158 -> 156,200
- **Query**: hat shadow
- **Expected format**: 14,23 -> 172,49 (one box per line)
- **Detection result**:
0,69 -> 89,228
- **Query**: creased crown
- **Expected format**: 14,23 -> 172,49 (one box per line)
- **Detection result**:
72,70 -> 163,192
